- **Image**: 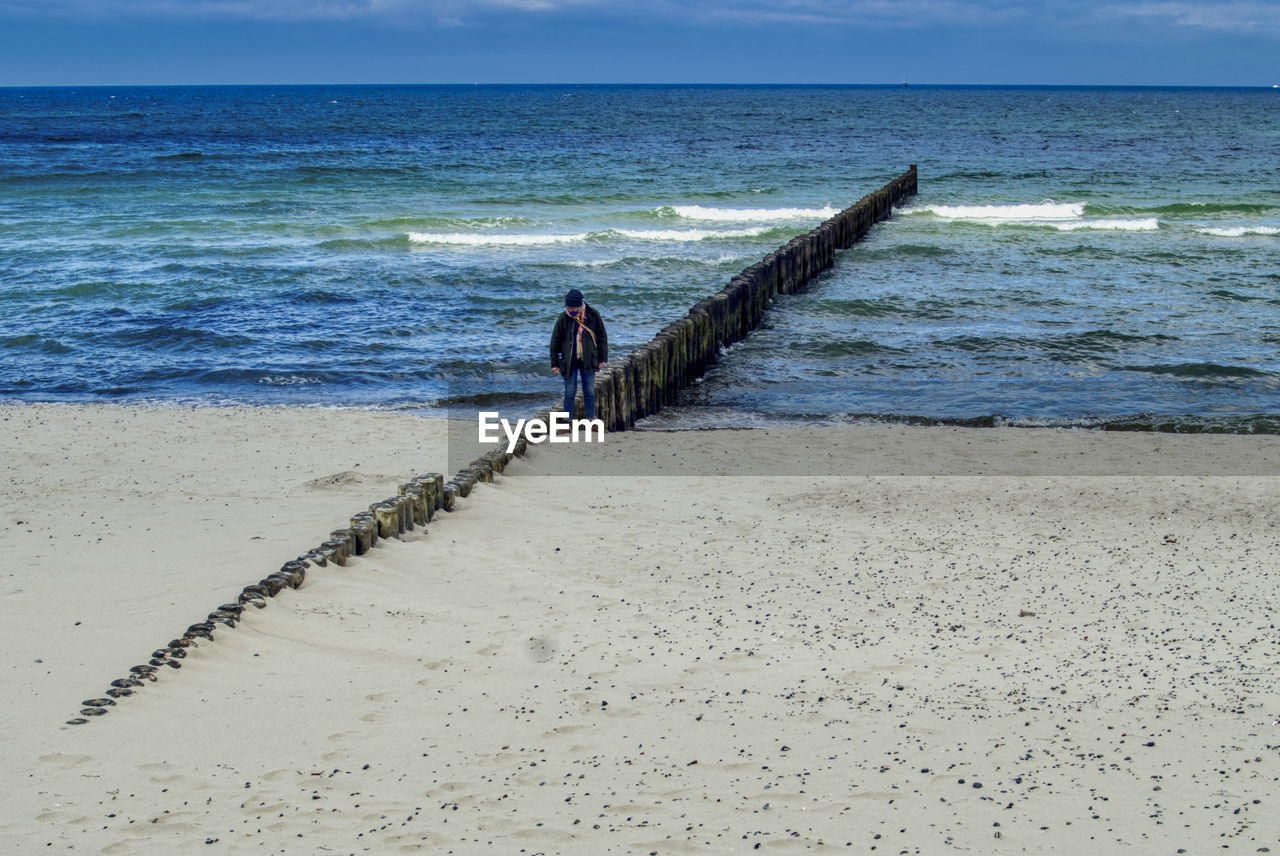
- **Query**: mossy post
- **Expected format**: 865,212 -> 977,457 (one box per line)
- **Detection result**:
373,501 -> 401,540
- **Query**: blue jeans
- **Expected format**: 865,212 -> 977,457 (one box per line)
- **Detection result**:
562,365 -> 596,420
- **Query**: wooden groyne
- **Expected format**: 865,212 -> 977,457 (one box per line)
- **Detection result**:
567,165 -> 916,432
66,168 -> 917,725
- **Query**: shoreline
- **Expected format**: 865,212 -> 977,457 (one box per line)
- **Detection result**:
2,402 -> 1278,852
8,395 -> 1278,439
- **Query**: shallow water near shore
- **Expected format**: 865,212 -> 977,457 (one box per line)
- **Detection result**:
2,84 -> 1277,431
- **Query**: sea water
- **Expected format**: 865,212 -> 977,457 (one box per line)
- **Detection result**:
1,85 -> 1277,431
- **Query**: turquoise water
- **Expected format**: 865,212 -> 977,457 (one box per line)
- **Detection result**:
2,85 -> 1278,430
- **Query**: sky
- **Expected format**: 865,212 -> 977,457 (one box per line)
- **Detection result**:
0,0 -> 1276,87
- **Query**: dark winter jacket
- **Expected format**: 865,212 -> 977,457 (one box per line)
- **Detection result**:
550,304 -> 608,374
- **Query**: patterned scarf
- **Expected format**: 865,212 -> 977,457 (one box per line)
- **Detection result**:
568,307 -> 596,362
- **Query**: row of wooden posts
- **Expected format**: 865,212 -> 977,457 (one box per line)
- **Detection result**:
479,164 -> 918,462
69,167 -> 918,725
68,473 -> 455,724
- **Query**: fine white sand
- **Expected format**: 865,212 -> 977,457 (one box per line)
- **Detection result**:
3,403 -> 1280,853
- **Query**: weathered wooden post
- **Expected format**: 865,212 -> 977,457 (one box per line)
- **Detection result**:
484,449 -> 508,474
393,494 -> 412,532
449,472 -> 474,498
399,483 -> 427,526
328,529 -> 356,557
419,475 -> 441,516
594,368 -> 615,431
349,514 -> 376,554
372,501 -> 401,540
320,536 -> 349,566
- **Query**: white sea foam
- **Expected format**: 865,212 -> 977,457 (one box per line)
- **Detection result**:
911,200 -> 1090,220
1047,218 -> 1161,232
911,201 -> 1086,221
407,232 -> 591,246
1195,225 -> 1280,238
905,201 -> 1158,232
257,375 -> 322,386
558,253 -> 754,268
408,225 -> 774,246
614,227 -> 774,241
666,205 -> 840,222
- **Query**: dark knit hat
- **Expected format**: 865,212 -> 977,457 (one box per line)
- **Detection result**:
564,288 -> 584,307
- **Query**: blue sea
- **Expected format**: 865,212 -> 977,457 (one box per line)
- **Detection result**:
2,84 -> 1278,431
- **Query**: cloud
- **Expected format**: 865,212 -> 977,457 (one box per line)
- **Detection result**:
1096,1 -> 1280,33
3,0 -> 1278,36
675,0 -> 1035,28
0,0 -> 597,23
0,0 -> 1041,26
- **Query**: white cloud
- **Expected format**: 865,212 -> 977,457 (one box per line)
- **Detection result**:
559,0 -> 1041,28
3,0 -> 1277,35
1097,1 -> 1280,33
689,0 -> 1034,27
0,0 -> 1043,25
0,0 -> 599,23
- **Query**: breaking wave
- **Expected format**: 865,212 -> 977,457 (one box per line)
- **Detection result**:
904,201 -> 1161,232
661,204 -> 840,222
407,226 -> 776,246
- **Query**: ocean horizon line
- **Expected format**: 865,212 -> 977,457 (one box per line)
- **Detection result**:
3,81 -> 1277,92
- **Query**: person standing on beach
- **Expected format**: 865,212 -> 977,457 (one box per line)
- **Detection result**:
551,288 -> 608,420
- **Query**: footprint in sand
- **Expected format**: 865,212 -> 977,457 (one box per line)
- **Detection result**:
304,471 -> 364,491
38,753 -> 94,768
434,781 -> 475,797
145,772 -> 206,789
262,768 -> 298,782
527,636 -> 557,662
244,801 -> 290,816
120,815 -> 198,834
544,723 -> 589,736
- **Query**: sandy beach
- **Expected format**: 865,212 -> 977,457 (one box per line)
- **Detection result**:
3,403 -> 1280,853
